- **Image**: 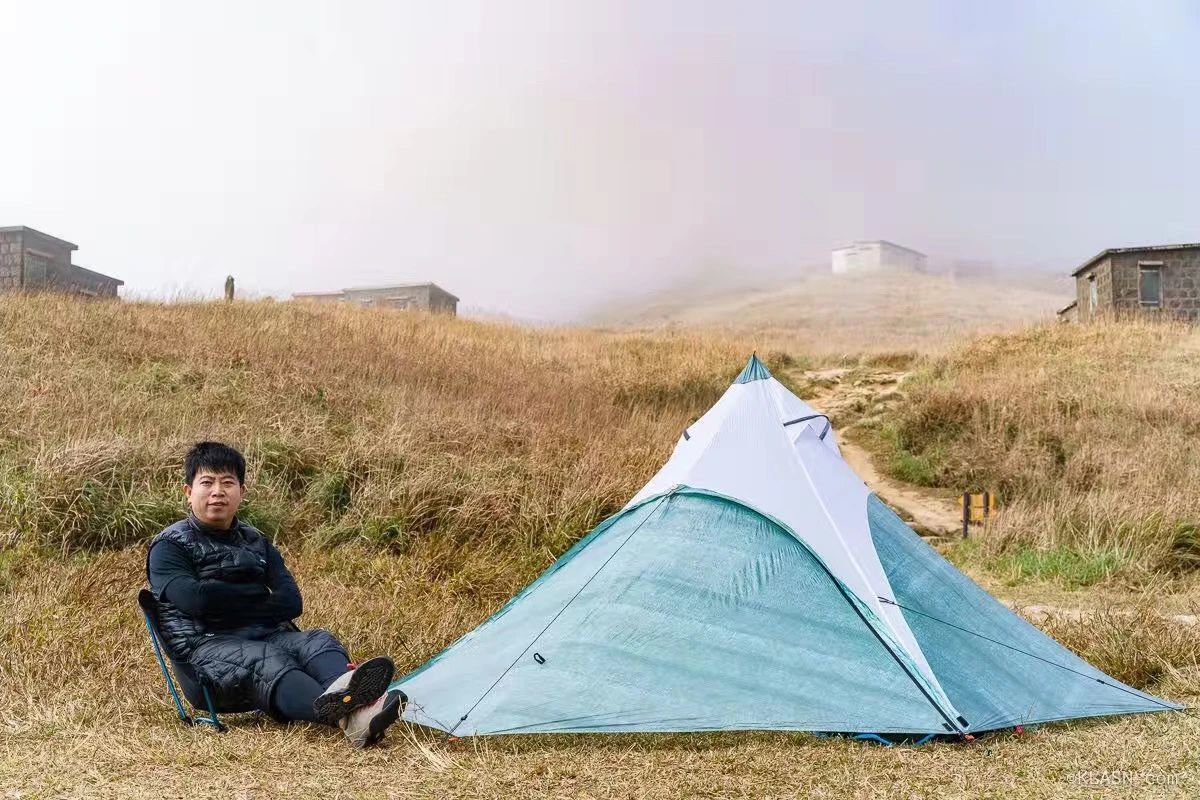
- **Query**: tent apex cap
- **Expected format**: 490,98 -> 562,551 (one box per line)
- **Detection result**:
734,354 -> 773,384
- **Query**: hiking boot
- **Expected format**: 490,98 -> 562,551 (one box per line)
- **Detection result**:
340,688 -> 407,748
313,656 -> 395,726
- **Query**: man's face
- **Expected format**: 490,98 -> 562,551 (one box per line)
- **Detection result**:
184,469 -> 245,529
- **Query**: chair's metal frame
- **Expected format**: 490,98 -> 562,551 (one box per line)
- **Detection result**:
138,590 -> 227,732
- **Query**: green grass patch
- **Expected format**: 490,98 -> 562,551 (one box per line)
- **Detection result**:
888,449 -> 941,486
877,422 -> 944,486
990,546 -> 1130,588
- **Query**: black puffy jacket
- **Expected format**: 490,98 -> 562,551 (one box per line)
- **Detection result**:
144,515 -> 343,712
146,516 -> 287,658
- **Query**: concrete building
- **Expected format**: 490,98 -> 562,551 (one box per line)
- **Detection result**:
0,226 -> 123,298
1070,243 -> 1200,323
293,282 -> 459,314
831,240 -> 927,275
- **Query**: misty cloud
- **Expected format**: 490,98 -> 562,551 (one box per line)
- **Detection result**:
2,1 -> 1198,319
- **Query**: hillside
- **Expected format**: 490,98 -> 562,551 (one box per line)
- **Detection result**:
0,295 -> 770,559
591,269 -> 1069,354
1,294 -> 1198,798
870,315 -> 1200,580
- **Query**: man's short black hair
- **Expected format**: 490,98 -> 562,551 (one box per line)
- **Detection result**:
184,441 -> 246,486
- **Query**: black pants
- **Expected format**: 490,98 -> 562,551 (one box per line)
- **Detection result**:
269,649 -> 353,725
189,627 -> 348,716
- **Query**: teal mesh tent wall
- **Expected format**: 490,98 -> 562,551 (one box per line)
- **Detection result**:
394,356 -> 1180,737
866,496 -> 1174,730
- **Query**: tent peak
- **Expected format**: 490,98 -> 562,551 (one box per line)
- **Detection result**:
734,354 -> 773,384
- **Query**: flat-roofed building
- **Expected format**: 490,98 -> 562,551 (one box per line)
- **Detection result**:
293,282 -> 458,314
1070,243 -> 1200,323
0,226 -> 123,298
831,240 -> 927,275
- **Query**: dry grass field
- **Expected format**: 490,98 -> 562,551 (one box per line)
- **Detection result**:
2,294 -> 1199,798
871,316 -> 1200,581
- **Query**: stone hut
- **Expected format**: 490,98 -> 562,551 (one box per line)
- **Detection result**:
1070,243 -> 1200,323
0,226 -> 123,298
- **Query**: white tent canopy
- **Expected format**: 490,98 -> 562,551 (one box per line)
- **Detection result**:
630,356 -> 957,716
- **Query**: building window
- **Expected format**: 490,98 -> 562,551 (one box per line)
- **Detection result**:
1138,263 -> 1162,308
25,253 -> 48,285
1087,274 -> 1098,311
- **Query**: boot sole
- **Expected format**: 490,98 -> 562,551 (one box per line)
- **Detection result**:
313,656 -> 395,726
362,690 -> 407,748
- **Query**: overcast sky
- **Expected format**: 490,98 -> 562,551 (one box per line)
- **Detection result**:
2,2 -> 1198,319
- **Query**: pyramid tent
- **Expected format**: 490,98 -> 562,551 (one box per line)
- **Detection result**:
394,355 -> 1179,737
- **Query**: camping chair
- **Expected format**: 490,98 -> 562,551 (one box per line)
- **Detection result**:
137,588 -> 260,732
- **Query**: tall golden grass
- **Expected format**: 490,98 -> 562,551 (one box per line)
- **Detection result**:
2,294 -> 1199,797
0,293 -> 796,560
877,314 -> 1200,577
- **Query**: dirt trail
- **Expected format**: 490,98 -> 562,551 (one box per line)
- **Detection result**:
800,367 -> 964,538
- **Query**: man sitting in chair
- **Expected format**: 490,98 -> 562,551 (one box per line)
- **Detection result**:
146,441 -> 405,747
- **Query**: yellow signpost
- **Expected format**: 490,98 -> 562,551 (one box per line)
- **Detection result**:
961,491 -> 998,538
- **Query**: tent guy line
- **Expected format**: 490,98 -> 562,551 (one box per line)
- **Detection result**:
876,596 -> 1180,711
